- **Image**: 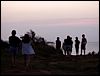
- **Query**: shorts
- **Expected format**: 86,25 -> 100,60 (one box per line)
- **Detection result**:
81,44 -> 86,50
63,45 -> 71,51
66,45 -> 71,51
9,46 -> 18,55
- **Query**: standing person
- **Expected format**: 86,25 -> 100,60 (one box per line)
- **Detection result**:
63,36 -> 71,55
56,37 -> 61,50
70,37 -> 73,55
9,30 -> 21,66
62,39 -> 67,55
21,34 -> 35,68
56,37 -> 63,55
75,37 -> 80,55
81,34 -> 87,55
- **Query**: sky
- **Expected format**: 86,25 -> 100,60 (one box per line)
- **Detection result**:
1,1 -> 99,43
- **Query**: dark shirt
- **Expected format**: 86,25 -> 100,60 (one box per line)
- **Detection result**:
9,36 -> 21,47
75,40 -> 80,46
65,39 -> 73,45
81,38 -> 87,45
56,40 -> 61,49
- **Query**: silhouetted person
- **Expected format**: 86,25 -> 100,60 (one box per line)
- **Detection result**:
70,37 -> 73,55
62,39 -> 67,55
56,37 -> 61,50
41,38 -> 45,45
63,36 -> 72,55
75,37 -> 80,55
21,34 -> 35,68
9,30 -> 21,66
81,34 -> 87,55
56,37 -> 63,55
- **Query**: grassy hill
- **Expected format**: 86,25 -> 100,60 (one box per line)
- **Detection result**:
1,47 -> 99,75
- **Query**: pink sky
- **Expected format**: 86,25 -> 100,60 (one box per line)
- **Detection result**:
1,1 -> 99,24
1,1 -> 99,42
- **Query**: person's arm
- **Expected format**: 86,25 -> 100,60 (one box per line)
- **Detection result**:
18,37 -> 21,43
72,41 -> 73,47
16,37 -> 21,46
79,40 -> 80,44
60,41 -> 61,48
72,40 -> 73,44
62,42 -> 64,49
9,37 -> 11,45
86,38 -> 87,44
31,40 -> 35,49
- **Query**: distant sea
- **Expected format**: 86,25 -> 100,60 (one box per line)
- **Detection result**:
86,42 -> 99,54
49,42 -> 99,55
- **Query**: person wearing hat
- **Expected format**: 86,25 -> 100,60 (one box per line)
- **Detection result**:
81,34 -> 87,55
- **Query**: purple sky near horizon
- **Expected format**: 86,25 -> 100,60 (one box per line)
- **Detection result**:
1,1 -> 99,42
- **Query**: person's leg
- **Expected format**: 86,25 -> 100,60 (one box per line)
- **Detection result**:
25,55 -> 30,67
84,45 -> 86,55
68,47 -> 70,55
24,54 -> 27,66
24,54 -> 30,67
75,46 -> 77,55
12,48 -> 17,66
81,48 -> 82,55
69,50 -> 71,55
81,45 -> 83,55
64,46 -> 66,55
24,54 -> 30,70
68,50 -> 70,55
29,55 -> 34,70
13,53 -> 16,65
70,46 -> 72,55
84,49 -> 85,55
77,47 -> 79,55
12,53 -> 15,66
64,48 -> 66,55
67,50 -> 69,55
65,50 -> 66,55
70,47 -> 72,55
75,48 -> 77,55
66,47 -> 68,55
76,48 -> 78,55
70,48 -> 72,55
27,55 -> 30,67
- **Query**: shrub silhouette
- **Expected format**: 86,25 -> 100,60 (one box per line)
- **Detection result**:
27,30 -> 63,57
0,39 -> 9,49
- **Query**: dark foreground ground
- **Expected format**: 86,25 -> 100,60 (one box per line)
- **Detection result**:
1,49 -> 99,75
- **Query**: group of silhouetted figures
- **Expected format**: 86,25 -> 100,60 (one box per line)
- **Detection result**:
56,34 -> 87,56
9,30 -> 35,67
9,30 -> 87,68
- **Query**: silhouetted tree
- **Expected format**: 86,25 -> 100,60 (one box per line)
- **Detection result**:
24,30 -> 63,57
